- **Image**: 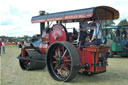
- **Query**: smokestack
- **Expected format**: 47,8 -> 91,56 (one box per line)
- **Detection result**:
39,11 -> 45,35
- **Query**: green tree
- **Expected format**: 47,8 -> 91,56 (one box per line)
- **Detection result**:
118,19 -> 128,26
23,35 -> 30,40
99,20 -> 115,38
8,37 -> 15,42
99,20 -> 115,27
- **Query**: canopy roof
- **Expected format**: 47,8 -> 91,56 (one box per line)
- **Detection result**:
32,6 -> 119,23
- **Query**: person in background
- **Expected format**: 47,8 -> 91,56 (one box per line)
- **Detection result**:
106,31 -> 113,46
122,33 -> 127,48
115,29 -> 120,37
0,41 -> 2,55
114,29 -> 120,42
2,41 -> 5,54
122,28 -> 127,38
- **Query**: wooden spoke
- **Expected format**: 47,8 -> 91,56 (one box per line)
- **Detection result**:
57,71 -> 60,75
63,67 -> 70,72
64,59 -> 71,62
62,49 -> 67,59
55,50 -> 58,56
57,47 -> 61,57
66,56 -> 70,59
67,63 -> 71,66
53,56 -> 57,60
60,66 -> 64,77
52,61 -> 57,64
54,64 -> 58,70
56,65 -> 64,77
56,50 -> 59,56
62,46 -> 65,53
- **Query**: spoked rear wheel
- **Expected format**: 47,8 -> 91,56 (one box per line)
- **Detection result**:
47,42 -> 80,82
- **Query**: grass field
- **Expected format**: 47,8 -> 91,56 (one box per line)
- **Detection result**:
0,45 -> 128,85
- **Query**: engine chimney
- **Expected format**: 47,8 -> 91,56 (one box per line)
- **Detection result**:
39,11 -> 45,35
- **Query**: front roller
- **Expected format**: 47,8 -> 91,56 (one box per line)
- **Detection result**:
19,50 -> 46,70
47,41 -> 80,82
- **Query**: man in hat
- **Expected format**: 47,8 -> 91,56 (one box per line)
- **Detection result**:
84,22 -> 102,47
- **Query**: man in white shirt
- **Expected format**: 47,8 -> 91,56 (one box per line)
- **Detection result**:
84,22 -> 102,47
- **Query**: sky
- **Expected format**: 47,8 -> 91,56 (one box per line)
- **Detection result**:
0,0 -> 128,37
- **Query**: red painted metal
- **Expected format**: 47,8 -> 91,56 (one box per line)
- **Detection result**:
21,46 -> 34,57
77,46 -> 109,73
49,24 -> 67,44
42,30 -> 49,41
40,43 -> 48,54
40,29 -> 49,54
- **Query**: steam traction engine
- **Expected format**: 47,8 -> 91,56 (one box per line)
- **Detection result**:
17,6 -> 119,82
